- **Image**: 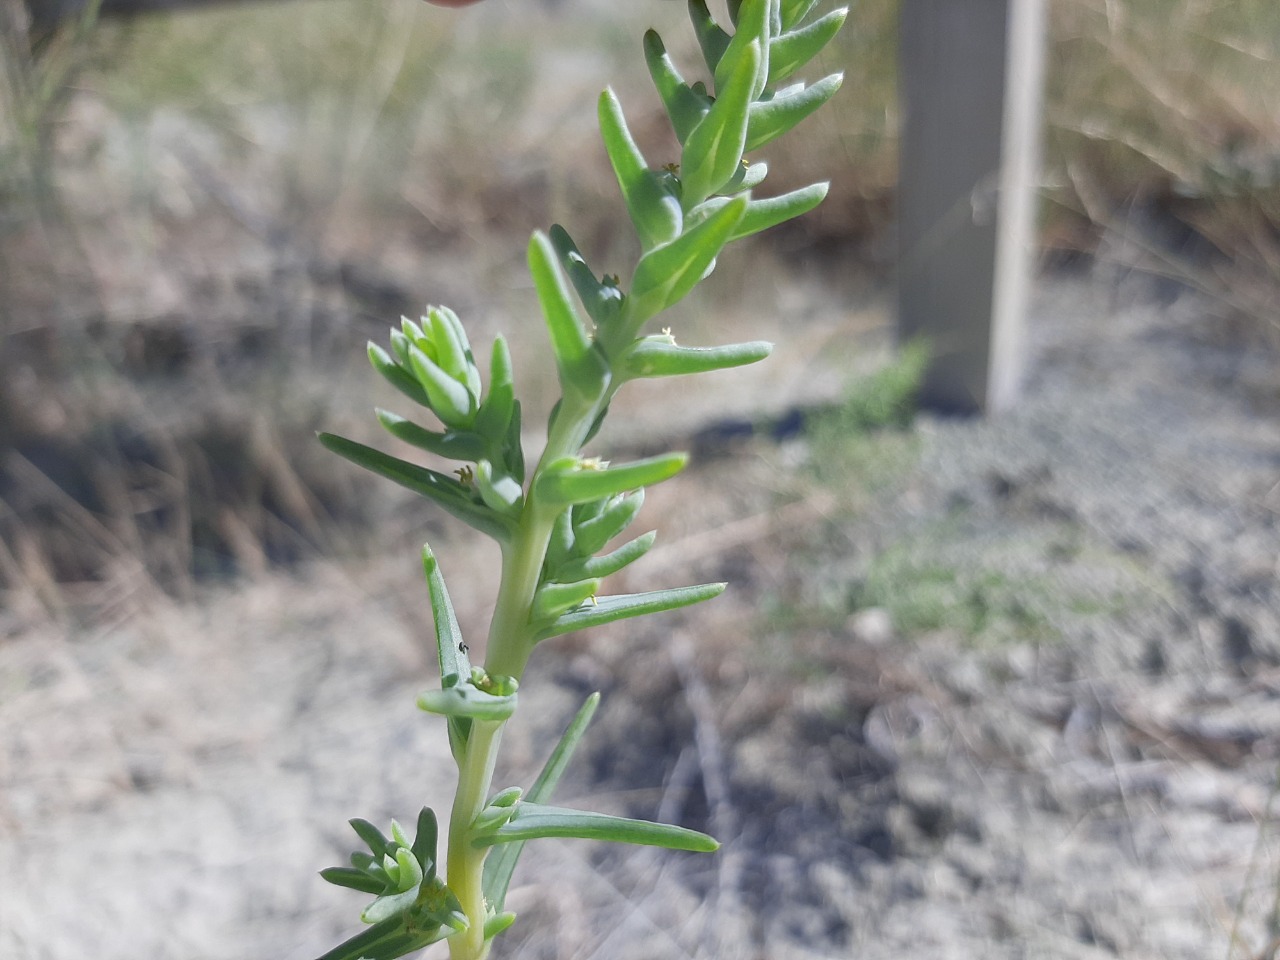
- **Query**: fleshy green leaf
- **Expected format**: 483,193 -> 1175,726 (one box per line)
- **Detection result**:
572,489 -> 645,556
314,917 -> 412,960
424,306 -> 478,399
320,867 -> 386,895
548,224 -> 625,327
368,342 -> 432,410
418,676 -> 518,723
376,410 -> 487,462
473,336 -> 515,441
768,7 -> 847,85
598,89 -> 683,250
713,0 -> 770,100
531,578 -> 602,622
687,0 -> 731,75
474,801 -> 718,853
626,195 -> 747,329
474,460 -> 523,517
537,583 -> 726,641
618,337 -> 772,379
643,29 -> 712,144
722,159 -> 769,194
350,819 -> 392,859
409,807 -> 438,878
746,73 -> 843,151
484,912 -> 518,941
319,434 -> 513,542
407,344 -> 476,429
423,545 -> 473,760
680,39 -> 760,209
535,454 -> 687,506
552,531 -> 656,583
692,182 -> 829,241
529,231 -> 610,401
779,0 -> 822,32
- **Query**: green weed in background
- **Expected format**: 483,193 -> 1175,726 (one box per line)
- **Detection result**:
805,339 -> 926,493
312,2 -> 846,958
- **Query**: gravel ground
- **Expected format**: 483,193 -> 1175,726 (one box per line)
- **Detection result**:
1,272 -> 1278,960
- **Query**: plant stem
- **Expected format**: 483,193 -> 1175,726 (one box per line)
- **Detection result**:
447,719 -> 503,960
484,385 -> 608,680
447,384 -> 609,957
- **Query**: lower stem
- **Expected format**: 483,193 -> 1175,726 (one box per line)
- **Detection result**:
448,382 -> 613,956
446,720 -> 503,960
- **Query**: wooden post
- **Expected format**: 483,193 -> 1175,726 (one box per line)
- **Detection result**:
897,0 -> 1047,415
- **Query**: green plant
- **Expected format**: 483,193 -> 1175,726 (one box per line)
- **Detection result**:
312,2 -> 845,958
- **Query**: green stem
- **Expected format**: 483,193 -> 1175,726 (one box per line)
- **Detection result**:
446,384 -> 610,957
446,719 -> 503,960
484,386 -> 609,680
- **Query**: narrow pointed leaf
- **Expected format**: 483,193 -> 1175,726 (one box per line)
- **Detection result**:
504,399 -> 525,483
368,342 -> 432,410
484,912 -> 518,940
627,195 -> 747,328
320,867 -> 386,895
537,582 -> 726,641
722,159 -> 768,194
410,807 -> 439,877
425,306 -> 473,389
549,224 -> 624,327
553,531 -> 656,583
473,336 -> 515,440
687,0 -> 731,75
694,182 -> 830,240
532,578 -> 602,621
713,0 -> 769,100
544,508 -> 576,572
736,182 -> 829,239
350,818 -> 392,859
681,40 -> 759,208
746,73 -> 843,151
572,489 -> 644,556
529,231 -> 590,367
362,888 -> 419,925
619,338 -> 772,379
320,433 -> 512,542
529,231 -> 610,399
407,345 -> 475,429
598,89 -> 682,249
423,545 -> 473,759
376,410 -> 487,462
780,0 -> 821,31
314,917 -> 409,960
643,29 -> 712,144
768,8 -> 847,85
536,453 -> 686,506
474,801 -> 718,853
424,545 -> 470,684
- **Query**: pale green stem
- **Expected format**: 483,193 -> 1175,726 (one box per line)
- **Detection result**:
446,719 -> 502,960
445,382 -> 610,959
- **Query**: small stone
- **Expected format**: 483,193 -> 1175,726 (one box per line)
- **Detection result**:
849,607 -> 895,646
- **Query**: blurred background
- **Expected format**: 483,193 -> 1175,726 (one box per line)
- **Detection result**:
2,1 -> 1279,958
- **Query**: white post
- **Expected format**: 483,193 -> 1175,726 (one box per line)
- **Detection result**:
897,0 -> 1047,415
